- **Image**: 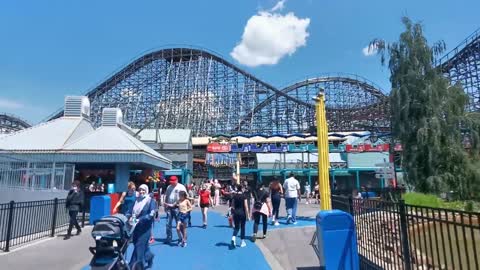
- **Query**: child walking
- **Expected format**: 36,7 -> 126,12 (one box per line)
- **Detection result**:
176,191 -> 192,247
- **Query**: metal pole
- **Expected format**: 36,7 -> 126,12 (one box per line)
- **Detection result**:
50,162 -> 56,189
236,153 -> 241,184
51,198 -> 58,237
315,91 -> 331,210
5,200 -> 15,252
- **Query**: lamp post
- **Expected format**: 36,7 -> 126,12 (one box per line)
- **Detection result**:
314,89 -> 331,210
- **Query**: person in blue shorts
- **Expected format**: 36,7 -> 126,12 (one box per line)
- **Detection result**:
176,191 -> 192,247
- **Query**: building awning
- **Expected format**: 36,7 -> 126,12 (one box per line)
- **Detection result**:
256,153 -> 346,164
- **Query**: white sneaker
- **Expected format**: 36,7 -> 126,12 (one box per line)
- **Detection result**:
231,237 -> 236,248
293,221 -> 298,225
274,221 -> 280,226
240,240 -> 246,247
286,216 -> 292,224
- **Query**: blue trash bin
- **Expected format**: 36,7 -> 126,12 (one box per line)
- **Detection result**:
316,210 -> 359,270
90,195 -> 111,224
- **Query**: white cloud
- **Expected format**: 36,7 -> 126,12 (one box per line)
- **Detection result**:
231,10 -> 310,67
362,44 -> 378,56
271,0 -> 286,12
0,98 -> 24,109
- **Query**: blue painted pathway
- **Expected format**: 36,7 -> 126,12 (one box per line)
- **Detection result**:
82,211 -> 315,270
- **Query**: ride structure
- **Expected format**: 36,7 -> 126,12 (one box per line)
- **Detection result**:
437,28 -> 480,112
47,47 -> 389,136
0,113 -> 31,134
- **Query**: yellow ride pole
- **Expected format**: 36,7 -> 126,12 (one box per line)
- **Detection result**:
315,90 -> 331,210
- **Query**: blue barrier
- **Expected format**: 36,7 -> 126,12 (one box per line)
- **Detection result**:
316,210 -> 359,270
89,195 -> 111,224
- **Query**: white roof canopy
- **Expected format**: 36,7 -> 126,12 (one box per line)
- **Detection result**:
0,98 -> 171,170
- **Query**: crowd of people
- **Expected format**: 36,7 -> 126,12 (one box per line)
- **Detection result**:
65,172 -> 310,269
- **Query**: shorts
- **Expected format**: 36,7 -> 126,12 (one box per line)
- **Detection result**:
178,212 -> 189,224
200,203 -> 210,208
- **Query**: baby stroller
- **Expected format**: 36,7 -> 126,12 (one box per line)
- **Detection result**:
89,214 -> 138,270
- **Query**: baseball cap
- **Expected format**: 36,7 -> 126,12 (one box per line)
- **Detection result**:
169,176 -> 178,183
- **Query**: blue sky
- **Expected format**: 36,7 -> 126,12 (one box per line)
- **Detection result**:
0,0 -> 478,124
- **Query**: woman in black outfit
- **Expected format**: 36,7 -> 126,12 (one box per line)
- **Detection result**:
64,180 -> 84,240
231,185 -> 250,249
269,178 -> 283,226
252,185 -> 272,241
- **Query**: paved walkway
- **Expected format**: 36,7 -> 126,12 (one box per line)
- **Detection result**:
1,201 -> 321,270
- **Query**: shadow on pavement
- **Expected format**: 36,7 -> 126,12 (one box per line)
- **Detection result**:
213,225 -> 232,228
215,242 -> 234,250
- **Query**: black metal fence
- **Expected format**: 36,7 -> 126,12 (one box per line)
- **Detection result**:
331,187 -> 406,202
0,198 -> 86,252
332,195 -> 480,270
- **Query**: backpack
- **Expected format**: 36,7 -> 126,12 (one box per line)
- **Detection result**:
253,189 -> 267,210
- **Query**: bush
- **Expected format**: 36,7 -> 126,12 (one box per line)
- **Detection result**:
403,192 -> 480,212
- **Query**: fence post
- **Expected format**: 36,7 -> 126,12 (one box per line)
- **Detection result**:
398,200 -> 412,270
51,198 -> 58,237
5,200 -> 15,252
348,195 -> 354,214
81,194 -> 86,228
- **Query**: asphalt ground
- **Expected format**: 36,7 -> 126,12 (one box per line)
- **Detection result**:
0,199 -> 321,270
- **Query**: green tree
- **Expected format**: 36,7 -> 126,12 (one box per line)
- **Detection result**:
370,17 -> 480,199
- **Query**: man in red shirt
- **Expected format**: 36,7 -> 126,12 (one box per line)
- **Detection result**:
198,184 -> 214,228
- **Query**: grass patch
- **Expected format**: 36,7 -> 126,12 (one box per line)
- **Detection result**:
403,192 -> 480,212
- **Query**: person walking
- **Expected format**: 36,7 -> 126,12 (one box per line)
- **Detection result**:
213,179 -> 221,206
164,176 -> 187,243
243,180 -> 253,214
64,180 -> 84,240
175,191 -> 193,247
252,185 -> 272,241
113,181 -> 137,214
283,172 -> 301,225
269,178 -> 283,226
127,184 -> 156,269
304,182 -> 311,204
230,185 -> 249,249
198,184 -> 213,228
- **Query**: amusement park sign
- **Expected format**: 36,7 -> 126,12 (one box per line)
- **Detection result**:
207,142 -> 231,153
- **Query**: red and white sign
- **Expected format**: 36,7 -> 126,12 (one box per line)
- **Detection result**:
345,143 -> 390,152
207,143 -> 231,153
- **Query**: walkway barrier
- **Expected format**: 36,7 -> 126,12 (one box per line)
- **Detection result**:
0,198 -> 77,252
315,210 -> 359,270
89,195 -> 111,225
332,195 -> 480,270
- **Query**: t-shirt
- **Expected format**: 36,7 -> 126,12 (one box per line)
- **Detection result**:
199,190 -> 211,205
165,183 -> 187,205
232,193 -> 246,214
243,186 -> 252,200
304,185 -> 311,194
256,189 -> 269,203
283,177 -> 300,198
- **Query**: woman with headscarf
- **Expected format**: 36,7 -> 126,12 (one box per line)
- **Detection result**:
127,184 -> 157,269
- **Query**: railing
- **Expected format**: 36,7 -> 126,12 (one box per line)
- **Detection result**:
0,198 -> 86,252
332,195 -> 480,270
332,187 -> 406,202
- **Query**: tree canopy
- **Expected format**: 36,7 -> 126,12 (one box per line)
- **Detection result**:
371,17 -> 480,200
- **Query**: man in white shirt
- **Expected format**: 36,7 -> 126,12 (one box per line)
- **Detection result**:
283,172 -> 301,224
164,175 -> 187,243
